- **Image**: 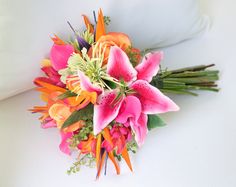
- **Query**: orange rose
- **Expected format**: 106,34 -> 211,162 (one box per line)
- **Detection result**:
90,32 -> 132,64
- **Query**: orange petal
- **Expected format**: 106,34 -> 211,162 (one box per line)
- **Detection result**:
95,32 -> 131,64
51,34 -> 65,45
29,106 -> 48,113
82,15 -> 94,33
35,79 -> 66,93
64,120 -> 85,132
67,96 -> 85,107
78,134 -> 95,154
96,134 -> 102,169
106,32 -> 131,49
102,127 -> 113,147
48,103 -> 71,128
121,146 -> 133,172
108,151 -> 120,175
36,87 -> 51,94
96,150 -> 107,179
88,92 -> 97,104
95,9 -> 106,41
41,59 -> 51,67
40,92 -> 49,102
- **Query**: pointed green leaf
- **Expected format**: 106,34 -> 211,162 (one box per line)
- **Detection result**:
61,104 -> 93,129
57,90 -> 77,100
147,115 -> 166,130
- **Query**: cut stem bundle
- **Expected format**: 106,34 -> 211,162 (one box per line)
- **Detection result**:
151,64 -> 219,96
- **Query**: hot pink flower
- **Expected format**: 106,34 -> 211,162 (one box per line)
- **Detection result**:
93,46 -> 179,146
59,131 -> 73,155
102,125 -> 132,154
50,44 -> 74,71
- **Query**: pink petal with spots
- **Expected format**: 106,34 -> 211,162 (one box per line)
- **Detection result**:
107,46 -> 137,83
131,80 -> 179,114
135,51 -> 163,82
59,131 -> 73,155
78,70 -> 102,95
116,95 -> 142,124
130,113 -> 148,147
93,90 -> 123,135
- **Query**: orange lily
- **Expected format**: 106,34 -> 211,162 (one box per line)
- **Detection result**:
66,75 -> 97,107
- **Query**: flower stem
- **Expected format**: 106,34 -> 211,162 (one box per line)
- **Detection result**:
151,64 -> 220,96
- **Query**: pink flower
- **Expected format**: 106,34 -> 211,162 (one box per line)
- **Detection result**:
41,119 -> 73,155
41,66 -> 65,87
94,46 -> 179,146
50,44 -> 74,71
101,125 -> 132,154
59,131 -> 73,155
41,118 -> 57,129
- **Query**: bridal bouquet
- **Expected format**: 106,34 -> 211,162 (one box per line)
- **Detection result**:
30,9 -> 219,179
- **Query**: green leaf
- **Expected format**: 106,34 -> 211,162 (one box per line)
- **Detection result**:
147,115 -> 166,130
57,90 -> 77,100
103,79 -> 117,89
61,104 -> 93,129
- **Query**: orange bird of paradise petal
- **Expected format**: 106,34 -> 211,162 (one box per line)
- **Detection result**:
34,78 -> 66,93
95,9 -> 106,41
121,146 -> 133,172
96,150 -> 107,179
96,134 -> 102,169
51,34 -> 66,45
108,151 -> 120,175
82,15 -> 94,33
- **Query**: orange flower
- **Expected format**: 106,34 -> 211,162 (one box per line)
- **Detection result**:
66,75 -> 97,107
77,134 -> 97,156
49,103 -> 85,132
90,32 -> 132,64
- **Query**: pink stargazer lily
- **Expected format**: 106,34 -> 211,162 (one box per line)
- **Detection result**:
93,46 -> 179,146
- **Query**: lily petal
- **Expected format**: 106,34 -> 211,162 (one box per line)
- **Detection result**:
78,70 -> 102,95
135,51 -> 163,82
59,131 -> 73,155
131,80 -> 179,114
50,44 -> 74,71
107,46 -> 137,83
116,95 -> 142,124
130,113 -> 148,147
93,90 -> 123,135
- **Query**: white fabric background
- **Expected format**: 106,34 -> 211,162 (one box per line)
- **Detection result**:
0,0 -> 208,100
0,0 -> 236,186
